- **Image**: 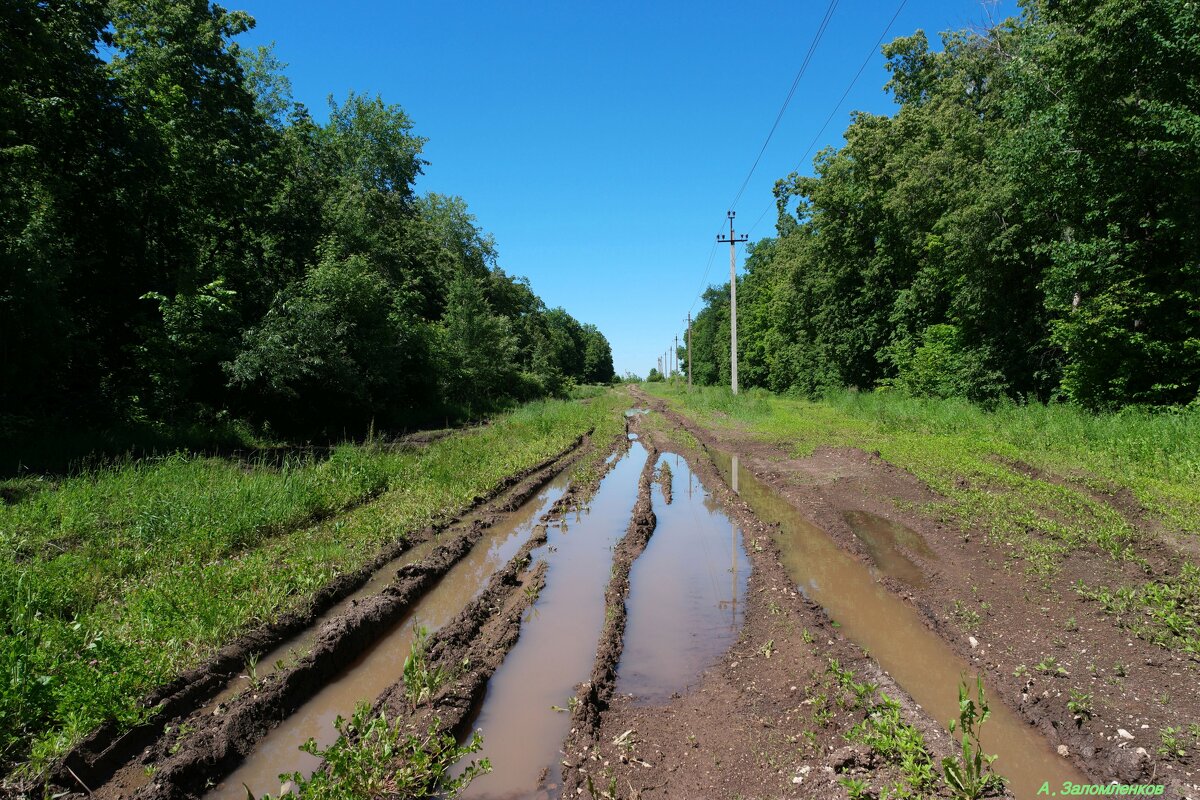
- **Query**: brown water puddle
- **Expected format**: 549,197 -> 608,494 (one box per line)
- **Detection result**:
455,442 -> 649,800
710,450 -> 1087,800
617,452 -> 750,704
842,510 -> 936,588
205,471 -> 572,800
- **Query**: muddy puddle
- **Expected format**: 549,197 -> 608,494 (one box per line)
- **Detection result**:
455,442 -> 649,800
842,510 -> 936,588
205,471 -> 572,800
711,450 -> 1086,800
617,453 -> 749,704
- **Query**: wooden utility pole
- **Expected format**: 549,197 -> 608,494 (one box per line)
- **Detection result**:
686,314 -> 693,390
674,335 -> 679,381
717,211 -> 748,395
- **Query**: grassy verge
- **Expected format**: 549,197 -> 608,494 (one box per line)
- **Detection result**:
0,392 -> 625,776
644,383 -> 1200,645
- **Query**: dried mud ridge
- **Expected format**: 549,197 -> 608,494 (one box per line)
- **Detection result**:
52,431 -> 593,799
627,388 -> 1197,799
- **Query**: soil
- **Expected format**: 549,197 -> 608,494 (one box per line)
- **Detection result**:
52,431 -> 593,800
618,387 -> 1199,799
41,389 -> 1200,800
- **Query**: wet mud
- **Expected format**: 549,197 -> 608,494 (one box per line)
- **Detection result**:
450,440 -> 652,799
205,469 -> 573,799
616,452 -> 750,705
631,387 -> 1198,799
68,433 -> 589,800
563,408 -> 960,798
711,447 -> 1085,799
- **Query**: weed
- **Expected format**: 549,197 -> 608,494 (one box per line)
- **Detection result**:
403,625 -> 451,710
244,653 -> 262,691
1013,664 -> 1027,678
801,627 -> 814,644
255,705 -> 489,799
1075,563 -> 1199,655
847,690 -> 936,795
1113,662 -> 1129,678
759,639 -> 775,659
1158,727 -> 1187,759
1035,656 -> 1068,677
767,600 -> 782,616
584,772 -> 621,800
839,776 -> 871,800
941,677 -> 1005,800
952,600 -> 981,631
1067,690 -> 1093,721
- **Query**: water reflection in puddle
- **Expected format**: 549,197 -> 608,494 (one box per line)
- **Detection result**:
842,510 -> 936,588
206,471 -> 572,800
617,453 -> 749,703
710,449 -> 1085,800
456,442 -> 650,800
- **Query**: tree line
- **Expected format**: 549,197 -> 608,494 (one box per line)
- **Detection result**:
1,0 -> 614,444
686,0 -> 1198,410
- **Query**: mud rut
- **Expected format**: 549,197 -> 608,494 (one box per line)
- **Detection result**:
51,400 -> 1169,800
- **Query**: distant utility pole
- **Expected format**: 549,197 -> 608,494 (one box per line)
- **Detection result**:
674,335 -> 679,380
686,313 -> 693,390
717,211 -> 748,395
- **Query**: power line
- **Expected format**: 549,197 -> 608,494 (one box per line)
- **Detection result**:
727,0 -> 840,212
689,0 -> 840,315
745,0 -> 912,238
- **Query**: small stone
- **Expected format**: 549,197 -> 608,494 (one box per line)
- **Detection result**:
1118,729 -> 1135,740
1057,745 -> 1070,757
969,636 -> 980,649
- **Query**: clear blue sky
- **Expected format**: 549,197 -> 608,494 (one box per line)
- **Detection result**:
236,0 -> 1021,378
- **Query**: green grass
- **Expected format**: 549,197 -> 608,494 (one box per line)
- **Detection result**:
646,384 -> 1200,581
0,392 -> 625,777
1075,563 -> 1200,655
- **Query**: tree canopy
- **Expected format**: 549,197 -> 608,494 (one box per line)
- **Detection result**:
0,0 -> 614,443
685,0 -> 1199,410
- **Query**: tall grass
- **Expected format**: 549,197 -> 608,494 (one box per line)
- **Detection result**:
647,384 -> 1200,576
0,393 -> 625,776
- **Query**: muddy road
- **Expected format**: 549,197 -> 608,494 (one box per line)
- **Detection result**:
47,391 -> 1198,800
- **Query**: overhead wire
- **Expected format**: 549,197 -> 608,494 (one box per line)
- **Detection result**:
745,0 -> 912,238
726,0 -> 840,212
689,0 -> 840,314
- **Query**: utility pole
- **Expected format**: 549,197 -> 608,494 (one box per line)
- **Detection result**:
686,313 -> 693,390
717,211 -> 748,395
674,335 -> 679,381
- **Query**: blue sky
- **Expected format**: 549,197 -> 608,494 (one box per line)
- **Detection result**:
236,0 -> 1021,377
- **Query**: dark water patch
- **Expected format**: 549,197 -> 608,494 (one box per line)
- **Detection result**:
842,510 -> 935,588
204,472 -> 571,800
616,453 -> 748,703
455,443 -> 650,800
710,449 -> 1085,800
